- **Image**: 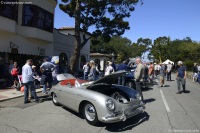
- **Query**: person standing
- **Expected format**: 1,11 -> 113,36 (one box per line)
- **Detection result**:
83,62 -> 90,80
198,63 -> 200,73
117,61 -> 128,85
117,61 -> 128,71
40,57 -> 55,94
8,60 -> 14,86
111,62 -> 116,72
148,62 -> 154,84
154,63 -> 159,77
166,62 -> 172,81
192,63 -> 198,83
176,61 -> 187,94
22,59 -> 40,104
159,63 -> 166,87
11,62 -> 20,90
88,60 -> 96,81
134,57 -> 144,101
52,62 -> 59,83
105,61 -> 114,76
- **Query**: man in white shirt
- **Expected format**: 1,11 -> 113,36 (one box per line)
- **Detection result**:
166,62 -> 172,81
154,63 -> 159,76
105,61 -> 114,76
22,59 -> 40,104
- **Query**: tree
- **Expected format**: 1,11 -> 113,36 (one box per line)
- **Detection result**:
59,0 -> 139,74
137,38 -> 152,59
91,36 -> 132,63
150,36 -> 170,63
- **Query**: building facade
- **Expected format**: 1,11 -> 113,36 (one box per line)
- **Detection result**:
53,27 -> 91,72
90,53 -> 114,71
0,0 -> 91,73
0,0 -> 57,66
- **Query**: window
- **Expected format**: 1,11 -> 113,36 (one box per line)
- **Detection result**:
22,4 -> 53,32
23,5 -> 33,26
0,0 -> 18,21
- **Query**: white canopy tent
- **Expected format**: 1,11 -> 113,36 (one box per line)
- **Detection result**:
163,59 -> 174,65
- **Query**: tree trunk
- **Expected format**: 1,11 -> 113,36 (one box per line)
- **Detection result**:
69,0 -> 81,75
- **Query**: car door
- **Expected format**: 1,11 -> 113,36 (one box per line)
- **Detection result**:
59,85 -> 77,111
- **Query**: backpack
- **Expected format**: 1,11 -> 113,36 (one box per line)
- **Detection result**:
11,68 -> 19,76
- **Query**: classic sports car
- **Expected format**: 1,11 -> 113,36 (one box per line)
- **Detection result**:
50,71 -> 145,126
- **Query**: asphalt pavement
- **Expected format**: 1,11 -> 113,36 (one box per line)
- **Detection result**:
0,74 -> 200,133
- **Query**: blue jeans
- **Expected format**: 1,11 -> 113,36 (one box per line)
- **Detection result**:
167,71 -> 171,81
176,77 -> 186,92
83,72 -> 89,80
24,81 -> 39,102
43,83 -> 52,93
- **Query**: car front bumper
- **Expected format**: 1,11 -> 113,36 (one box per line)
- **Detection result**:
101,102 -> 145,123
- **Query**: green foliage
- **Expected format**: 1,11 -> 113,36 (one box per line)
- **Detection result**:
59,0 -> 139,74
91,36 -> 148,63
184,61 -> 194,71
60,0 -> 138,41
150,36 -> 200,69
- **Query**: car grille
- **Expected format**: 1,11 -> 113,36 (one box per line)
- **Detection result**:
125,107 -> 143,118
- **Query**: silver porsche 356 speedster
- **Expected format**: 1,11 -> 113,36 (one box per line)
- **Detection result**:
50,71 -> 145,125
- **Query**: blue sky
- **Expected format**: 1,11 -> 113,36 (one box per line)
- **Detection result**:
54,0 -> 200,43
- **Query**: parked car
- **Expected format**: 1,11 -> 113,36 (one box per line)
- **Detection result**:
50,71 -> 145,126
119,68 -> 152,90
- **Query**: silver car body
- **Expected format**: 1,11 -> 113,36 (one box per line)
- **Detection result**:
50,71 -> 145,123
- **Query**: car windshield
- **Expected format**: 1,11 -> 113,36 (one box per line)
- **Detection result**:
56,73 -> 76,81
63,73 -> 76,79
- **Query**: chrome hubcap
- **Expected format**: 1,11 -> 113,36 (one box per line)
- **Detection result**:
85,104 -> 96,121
53,93 -> 57,103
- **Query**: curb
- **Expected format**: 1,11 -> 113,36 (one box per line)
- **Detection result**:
0,90 -> 42,102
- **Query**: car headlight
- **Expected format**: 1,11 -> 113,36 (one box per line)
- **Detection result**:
135,93 -> 141,100
106,99 -> 115,110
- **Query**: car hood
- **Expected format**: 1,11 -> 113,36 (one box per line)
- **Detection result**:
89,71 -> 126,86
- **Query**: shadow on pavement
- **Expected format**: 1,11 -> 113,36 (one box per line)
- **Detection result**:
144,98 -> 156,104
62,106 -> 85,119
104,112 -> 150,132
163,85 -> 170,87
183,90 -> 190,93
38,95 -> 52,102
61,106 -> 149,131
142,87 -> 153,92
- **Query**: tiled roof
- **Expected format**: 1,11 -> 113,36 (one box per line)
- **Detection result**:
58,26 -> 92,36
59,26 -> 75,30
90,53 -> 113,57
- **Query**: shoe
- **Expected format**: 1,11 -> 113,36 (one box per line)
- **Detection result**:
24,100 -> 31,104
176,92 -> 182,94
42,92 -> 48,95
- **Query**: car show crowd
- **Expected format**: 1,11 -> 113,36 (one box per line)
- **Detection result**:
1,56 -> 200,104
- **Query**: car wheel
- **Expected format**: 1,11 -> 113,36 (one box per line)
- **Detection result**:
83,102 -> 99,126
52,93 -> 59,106
125,80 -> 136,89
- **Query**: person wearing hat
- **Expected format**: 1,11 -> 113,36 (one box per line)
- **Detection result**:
40,57 -> 55,94
105,61 -> 114,76
32,65 -> 40,89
